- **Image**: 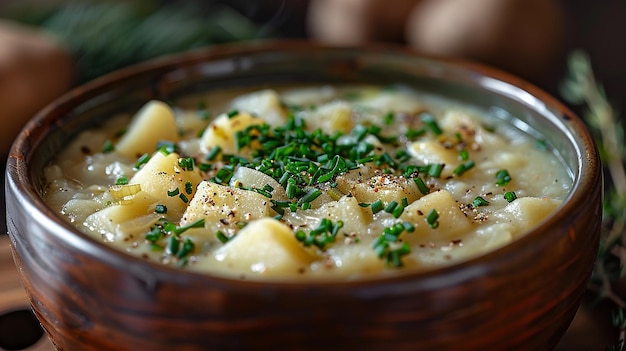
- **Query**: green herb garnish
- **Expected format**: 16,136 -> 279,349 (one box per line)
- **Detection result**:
426,209 -> 439,229
155,204 -> 167,214
134,153 -> 151,170
102,139 -> 115,153
227,109 -> 239,118
453,160 -> 475,176
495,169 -> 512,186
504,191 -> 517,203
472,196 -> 489,207
372,222 -> 414,267
115,176 -> 129,185
295,218 -> 343,249
420,112 -> 442,136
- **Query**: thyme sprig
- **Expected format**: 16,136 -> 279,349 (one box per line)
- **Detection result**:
561,50 -> 626,348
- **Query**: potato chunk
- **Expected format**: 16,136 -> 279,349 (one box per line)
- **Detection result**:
229,89 -> 287,127
438,110 -> 505,148
213,218 -> 316,276
358,89 -> 424,114
130,152 -> 204,220
302,100 -> 353,134
400,189 -> 471,242
283,195 -> 372,237
200,111 -> 265,155
116,100 -> 179,158
408,141 -> 460,178
336,164 -> 421,204
84,191 -> 160,241
492,196 -> 561,234
229,166 -> 288,201
181,181 -> 272,232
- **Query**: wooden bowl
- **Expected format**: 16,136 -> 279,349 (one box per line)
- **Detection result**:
5,41 -> 601,351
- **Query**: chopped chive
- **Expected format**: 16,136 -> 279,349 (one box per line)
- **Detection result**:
392,205 -> 405,218
406,128 -> 426,139
428,163 -> 444,178
176,238 -> 195,259
286,178 -> 297,199
495,169 -> 512,186
395,149 -> 411,163
384,201 -> 398,213
216,231 -> 230,243
115,176 -> 129,185
459,149 -> 469,161
187,157 -> 196,171
167,188 -> 180,197
145,227 -> 162,242
227,109 -> 239,118
295,230 -> 306,242
185,181 -> 193,195
173,219 -> 205,235
134,153 -> 151,170
504,191 -> 517,203
383,111 -> 394,125
178,157 -> 195,171
420,112 -> 442,135
295,218 -> 342,249
155,204 -> 168,214
179,193 -> 189,203
414,177 -> 429,195
166,236 -> 179,255
298,188 -> 322,206
453,160 -> 475,176
426,209 -> 439,229
102,139 -> 115,153
206,146 -> 221,161
371,199 -> 384,214
472,196 -> 489,207
158,145 -> 171,155
254,187 -> 272,198
199,163 -> 212,172
157,141 -> 178,154
402,221 -> 415,232
372,225 -> 412,267
114,128 -> 127,138
212,165 -> 235,184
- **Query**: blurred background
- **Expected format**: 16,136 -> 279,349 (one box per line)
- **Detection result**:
0,0 -> 623,350
1,0 -> 624,98
0,0 -> 624,158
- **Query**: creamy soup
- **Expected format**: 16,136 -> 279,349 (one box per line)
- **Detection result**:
43,86 -> 572,280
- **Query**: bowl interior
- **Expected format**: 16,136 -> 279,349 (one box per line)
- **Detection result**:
11,41 -> 593,285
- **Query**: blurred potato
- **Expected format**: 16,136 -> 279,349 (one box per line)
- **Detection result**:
307,0 -> 420,44
0,20 -> 73,156
307,0 -> 565,82
406,0 -> 565,81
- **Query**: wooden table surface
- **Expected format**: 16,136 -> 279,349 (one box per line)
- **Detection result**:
0,234 -> 617,351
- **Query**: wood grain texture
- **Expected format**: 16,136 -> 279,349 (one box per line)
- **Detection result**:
0,235 -> 55,351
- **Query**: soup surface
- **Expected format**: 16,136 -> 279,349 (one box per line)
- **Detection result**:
43,86 -> 572,280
